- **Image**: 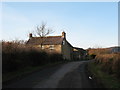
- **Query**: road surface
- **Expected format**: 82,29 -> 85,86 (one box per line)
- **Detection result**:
3,60 -> 97,88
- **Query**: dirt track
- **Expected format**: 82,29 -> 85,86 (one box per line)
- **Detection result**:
3,60 -> 97,88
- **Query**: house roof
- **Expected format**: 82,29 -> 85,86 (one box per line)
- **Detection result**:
73,47 -> 86,52
26,36 -> 64,45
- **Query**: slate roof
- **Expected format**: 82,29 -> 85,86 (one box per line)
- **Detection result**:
26,36 -> 64,45
73,47 -> 86,52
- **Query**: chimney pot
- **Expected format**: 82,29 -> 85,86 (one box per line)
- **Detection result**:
62,31 -> 66,39
29,33 -> 32,38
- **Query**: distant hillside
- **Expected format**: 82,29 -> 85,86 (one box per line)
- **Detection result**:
88,46 -> 120,55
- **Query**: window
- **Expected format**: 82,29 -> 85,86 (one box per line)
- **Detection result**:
42,46 -> 44,49
63,40 -> 65,45
49,45 -> 54,50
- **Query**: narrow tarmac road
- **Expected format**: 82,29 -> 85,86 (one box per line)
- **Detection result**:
3,60 -> 96,89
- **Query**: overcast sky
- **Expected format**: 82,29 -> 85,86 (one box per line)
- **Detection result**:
2,2 -> 118,49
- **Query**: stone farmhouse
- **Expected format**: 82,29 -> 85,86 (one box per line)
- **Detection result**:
26,32 -> 86,60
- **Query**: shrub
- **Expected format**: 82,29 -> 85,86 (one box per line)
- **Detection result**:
95,53 -> 120,78
49,53 -> 63,63
88,48 -> 111,55
89,54 -> 96,59
2,41 -> 64,74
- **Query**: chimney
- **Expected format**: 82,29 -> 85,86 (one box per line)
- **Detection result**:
29,33 -> 32,38
62,31 -> 66,39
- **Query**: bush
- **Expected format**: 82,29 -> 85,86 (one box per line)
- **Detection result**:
89,54 -> 96,59
2,41 -> 64,74
49,53 -> 63,63
95,53 -> 120,78
88,48 -> 111,55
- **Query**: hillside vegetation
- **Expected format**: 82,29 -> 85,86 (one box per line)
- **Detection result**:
88,48 -> 120,88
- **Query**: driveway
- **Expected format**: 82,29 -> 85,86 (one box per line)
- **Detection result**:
3,60 -> 97,88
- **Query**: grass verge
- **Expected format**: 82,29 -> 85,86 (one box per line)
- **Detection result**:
88,61 -> 120,88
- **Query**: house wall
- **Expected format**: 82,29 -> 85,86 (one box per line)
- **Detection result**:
73,48 -> 87,60
61,40 -> 73,60
34,45 -> 61,53
73,51 -> 80,60
34,43 -> 73,60
30,40 -> 73,60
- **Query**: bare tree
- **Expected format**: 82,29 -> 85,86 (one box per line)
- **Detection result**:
32,22 -> 54,49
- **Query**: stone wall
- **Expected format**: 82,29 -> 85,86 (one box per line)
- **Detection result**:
61,40 -> 73,60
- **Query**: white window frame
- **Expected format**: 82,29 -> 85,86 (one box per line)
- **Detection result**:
49,45 -> 54,50
41,45 -> 44,49
63,40 -> 65,45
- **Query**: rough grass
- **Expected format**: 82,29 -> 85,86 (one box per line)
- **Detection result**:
88,48 -> 111,55
88,62 -> 120,88
88,48 -> 120,78
88,48 -> 120,88
95,53 -> 120,77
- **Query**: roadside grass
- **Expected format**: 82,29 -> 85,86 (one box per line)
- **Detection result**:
88,61 -> 120,88
3,61 -> 64,84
